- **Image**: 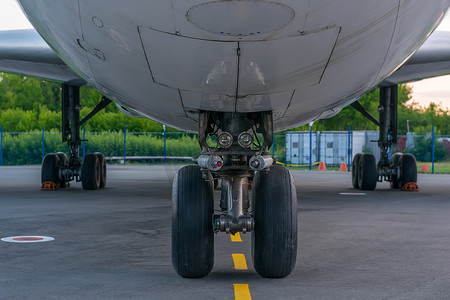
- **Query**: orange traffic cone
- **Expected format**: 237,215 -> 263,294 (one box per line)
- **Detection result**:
420,164 -> 429,173
339,163 -> 348,172
318,162 -> 327,171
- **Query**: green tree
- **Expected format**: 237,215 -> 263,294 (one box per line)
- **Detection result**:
290,85 -> 450,135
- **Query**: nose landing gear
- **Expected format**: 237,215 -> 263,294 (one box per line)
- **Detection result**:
171,111 -> 298,278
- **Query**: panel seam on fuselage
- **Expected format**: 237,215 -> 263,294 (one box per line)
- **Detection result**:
178,89 -> 193,120
137,26 -> 156,83
372,0 -> 401,86
77,0 -> 98,86
318,26 -> 342,84
281,90 -> 297,119
235,42 -> 241,112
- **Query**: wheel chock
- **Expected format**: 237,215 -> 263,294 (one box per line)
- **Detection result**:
41,181 -> 58,191
420,164 -> 429,173
401,182 -> 419,191
339,163 -> 348,172
318,162 -> 327,171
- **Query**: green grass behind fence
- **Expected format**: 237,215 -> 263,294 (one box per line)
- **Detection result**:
0,132 -> 287,166
1,132 -> 202,165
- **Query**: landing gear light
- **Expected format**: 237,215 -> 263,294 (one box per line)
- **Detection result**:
238,132 -> 253,148
217,132 -> 233,148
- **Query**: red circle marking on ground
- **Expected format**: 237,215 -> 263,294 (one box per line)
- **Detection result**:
12,237 -> 44,241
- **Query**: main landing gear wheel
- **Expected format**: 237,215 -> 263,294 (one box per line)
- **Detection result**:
56,152 -> 68,188
390,153 -> 402,189
95,152 -> 107,188
81,153 -> 101,190
172,166 -> 214,278
358,153 -> 377,190
398,153 -> 417,188
41,154 -> 61,186
252,165 -> 297,278
352,153 -> 362,189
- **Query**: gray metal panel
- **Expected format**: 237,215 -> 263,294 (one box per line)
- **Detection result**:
285,132 -> 318,165
286,131 -> 356,166
318,132 -> 349,166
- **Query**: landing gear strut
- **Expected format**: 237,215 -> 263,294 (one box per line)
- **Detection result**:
41,84 -> 111,190
171,111 -> 297,278
351,85 -> 417,190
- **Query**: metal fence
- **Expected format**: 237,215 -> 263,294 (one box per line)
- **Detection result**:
0,125 -> 448,172
284,129 -> 449,171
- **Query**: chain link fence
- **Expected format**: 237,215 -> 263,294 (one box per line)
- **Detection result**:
0,126 -> 448,172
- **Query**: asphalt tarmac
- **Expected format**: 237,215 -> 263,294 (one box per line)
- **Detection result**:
1,165 -> 449,299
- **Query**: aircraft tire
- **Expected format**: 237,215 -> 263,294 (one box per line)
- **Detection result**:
41,153 -> 61,185
390,153 -> 403,189
56,152 -> 69,188
94,152 -> 107,188
252,165 -> 297,278
399,153 -> 417,188
81,154 -> 101,190
358,153 -> 377,190
172,165 -> 214,278
352,153 -> 363,189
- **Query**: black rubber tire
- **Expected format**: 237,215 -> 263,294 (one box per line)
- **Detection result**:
352,153 -> 362,189
252,165 -> 297,278
172,165 -> 214,278
399,153 -> 417,188
390,153 -> 402,189
56,152 -> 68,188
81,154 -> 101,190
358,154 -> 377,190
41,154 -> 60,185
95,152 -> 107,188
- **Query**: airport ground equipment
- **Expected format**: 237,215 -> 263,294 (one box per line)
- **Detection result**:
41,84 -> 111,190
172,111 -> 297,278
351,85 -> 417,190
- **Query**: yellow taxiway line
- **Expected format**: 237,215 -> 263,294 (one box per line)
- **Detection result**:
234,284 -> 252,300
232,253 -> 248,270
230,232 -> 243,242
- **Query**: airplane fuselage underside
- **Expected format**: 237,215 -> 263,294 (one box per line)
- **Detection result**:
18,0 -> 449,132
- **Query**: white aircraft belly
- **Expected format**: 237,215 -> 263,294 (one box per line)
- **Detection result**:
139,28 -> 238,95
18,0 -> 450,132
139,26 -> 339,101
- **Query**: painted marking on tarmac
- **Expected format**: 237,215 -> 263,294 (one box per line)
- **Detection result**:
1,236 -> 55,243
339,192 -> 367,196
230,232 -> 243,242
232,253 -> 248,270
234,284 -> 252,300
